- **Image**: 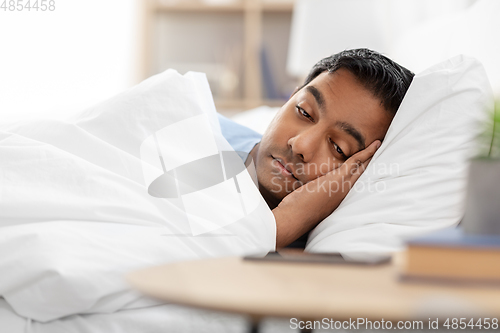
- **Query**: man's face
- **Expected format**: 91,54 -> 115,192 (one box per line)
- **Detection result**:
254,69 -> 393,206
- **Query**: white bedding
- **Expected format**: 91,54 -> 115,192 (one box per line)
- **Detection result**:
0,297 -> 250,333
0,297 -> 298,333
0,70 -> 276,323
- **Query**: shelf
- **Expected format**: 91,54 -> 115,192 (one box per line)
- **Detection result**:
155,2 -> 245,13
262,2 -> 293,12
143,0 -> 296,111
154,1 -> 293,13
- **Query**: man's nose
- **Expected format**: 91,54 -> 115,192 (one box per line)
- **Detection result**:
287,127 -> 323,163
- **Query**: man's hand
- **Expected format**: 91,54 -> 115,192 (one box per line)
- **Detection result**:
273,140 -> 381,248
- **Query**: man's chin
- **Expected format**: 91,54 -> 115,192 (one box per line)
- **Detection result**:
257,178 -> 303,208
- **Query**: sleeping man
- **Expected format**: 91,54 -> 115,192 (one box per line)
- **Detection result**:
1,49 -> 491,324
218,48 -> 414,248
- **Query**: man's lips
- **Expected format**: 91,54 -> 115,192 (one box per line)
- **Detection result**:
272,156 -> 298,180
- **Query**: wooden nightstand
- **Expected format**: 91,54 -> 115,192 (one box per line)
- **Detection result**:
128,253 -> 500,332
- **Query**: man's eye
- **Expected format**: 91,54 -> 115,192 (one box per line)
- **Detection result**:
296,106 -> 313,120
330,139 -> 346,157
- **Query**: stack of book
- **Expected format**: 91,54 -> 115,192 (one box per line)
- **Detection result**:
401,228 -> 500,283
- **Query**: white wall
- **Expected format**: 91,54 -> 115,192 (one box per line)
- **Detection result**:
390,0 -> 500,97
0,0 -> 140,121
287,0 -> 475,78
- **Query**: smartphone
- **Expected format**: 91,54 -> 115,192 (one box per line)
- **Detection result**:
244,249 -> 391,265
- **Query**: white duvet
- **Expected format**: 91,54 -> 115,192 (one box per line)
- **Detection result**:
0,70 -> 276,322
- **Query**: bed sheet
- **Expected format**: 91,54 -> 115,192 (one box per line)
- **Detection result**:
0,297 -> 297,333
0,298 -> 25,333
0,297 -> 247,333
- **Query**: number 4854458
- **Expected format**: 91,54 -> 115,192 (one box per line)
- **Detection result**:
1,0 -> 55,11
443,318 -> 499,330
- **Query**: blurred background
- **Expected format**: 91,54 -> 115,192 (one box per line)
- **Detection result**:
0,0 -> 498,121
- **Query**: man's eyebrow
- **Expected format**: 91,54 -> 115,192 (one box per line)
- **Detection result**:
336,121 -> 365,150
306,85 -> 325,110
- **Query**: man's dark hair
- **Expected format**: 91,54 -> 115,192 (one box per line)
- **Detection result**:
301,48 -> 414,115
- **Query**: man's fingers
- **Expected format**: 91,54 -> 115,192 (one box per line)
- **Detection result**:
350,156 -> 372,178
343,140 -> 380,172
322,140 -> 380,182
351,140 -> 381,162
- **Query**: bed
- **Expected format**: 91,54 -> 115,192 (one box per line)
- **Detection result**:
0,50 -> 494,333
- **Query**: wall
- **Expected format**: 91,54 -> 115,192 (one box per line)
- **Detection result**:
0,0 -> 140,121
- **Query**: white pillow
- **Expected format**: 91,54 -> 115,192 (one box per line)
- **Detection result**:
306,55 -> 493,261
